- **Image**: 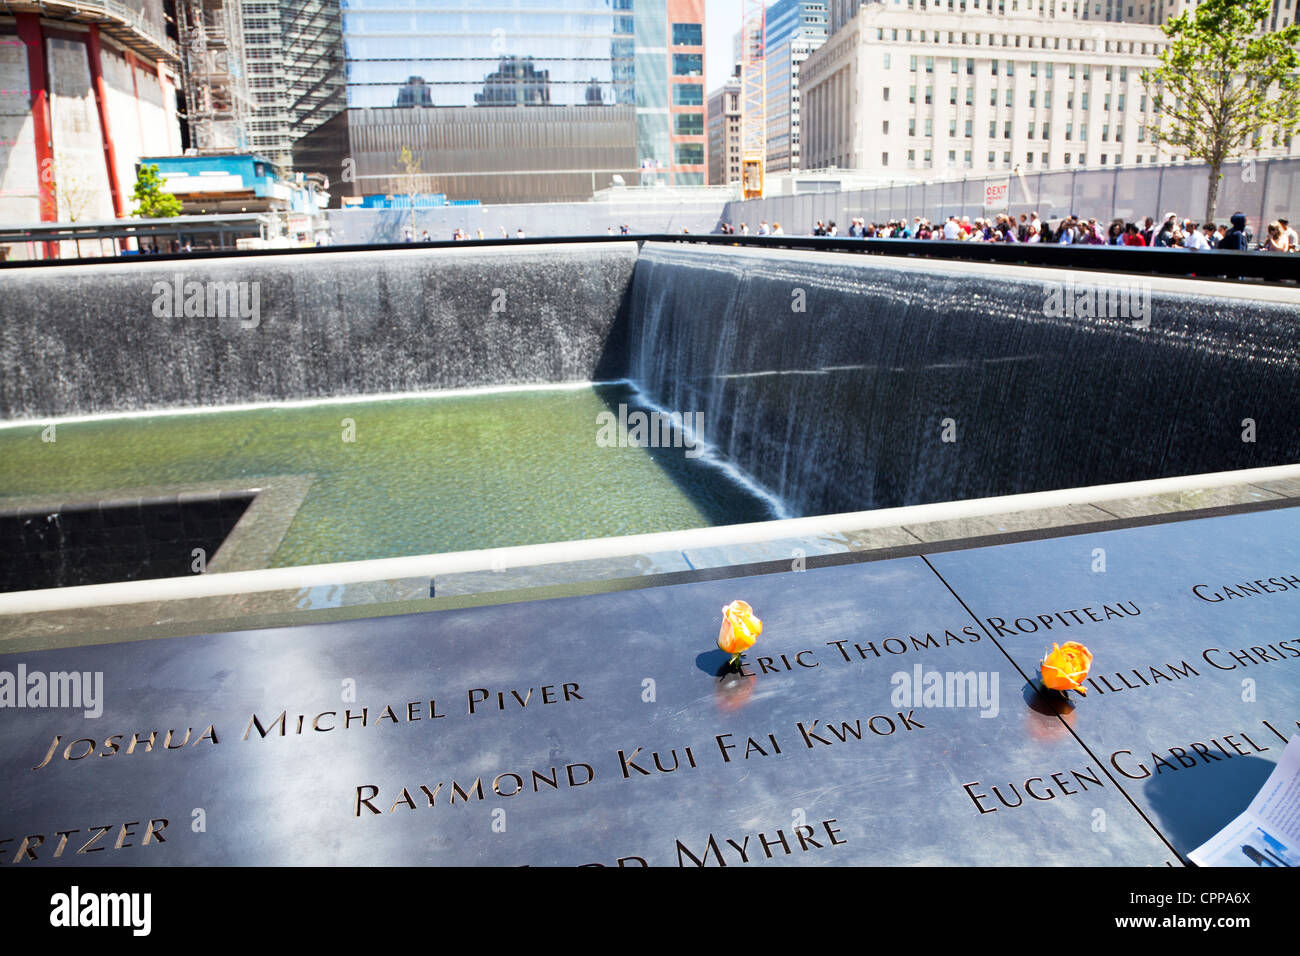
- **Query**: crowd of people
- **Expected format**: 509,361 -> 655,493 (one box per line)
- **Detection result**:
724,212 -> 1297,251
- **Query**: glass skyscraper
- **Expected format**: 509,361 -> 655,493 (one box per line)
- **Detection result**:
333,0 -> 706,192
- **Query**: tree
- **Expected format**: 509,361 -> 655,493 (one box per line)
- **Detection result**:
44,158 -> 101,257
1141,0 -> 1300,223
392,145 -> 425,239
131,163 -> 182,218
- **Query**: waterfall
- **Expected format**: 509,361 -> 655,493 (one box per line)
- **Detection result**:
627,242 -> 1300,517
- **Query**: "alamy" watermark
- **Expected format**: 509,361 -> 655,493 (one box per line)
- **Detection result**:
0,664 -> 103,718
596,404 -> 705,459
151,275 -> 261,328
890,665 -> 999,718
1042,276 -> 1150,328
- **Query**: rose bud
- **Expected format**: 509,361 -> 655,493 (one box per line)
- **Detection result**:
1041,641 -> 1093,696
717,600 -> 762,666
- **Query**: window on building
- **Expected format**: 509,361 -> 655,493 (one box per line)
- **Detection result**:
1031,61 -> 1039,77
925,86 -> 933,103
992,60 -> 999,75
925,118 -> 933,135
966,119 -> 973,137
1064,152 -> 1071,163
883,152 -> 889,165
1042,122 -> 1050,138
675,143 -> 704,165
884,53 -> 891,69
1117,93 -> 1125,111
990,120 -> 998,137
1027,151 -> 1034,165
990,88 -> 997,105
1045,62 -> 1054,78
1004,120 -> 1011,138
1081,92 -> 1089,109
910,85 -> 917,103
674,112 -> 704,135
950,119 -> 958,136
911,55 -> 918,71
884,87 -> 891,100
948,149 -> 957,164
1006,89 -> 1013,106
1069,64 -> 1076,79
674,84 -> 703,105
1045,91 -> 1052,109
910,118 -> 917,135
1029,90 -> 1036,108
950,88 -> 958,104
989,150 -> 997,164
1105,65 -> 1112,81
925,148 -> 933,166
1041,151 -> 1048,164
672,54 -> 702,76
908,148 -> 916,164
966,88 -> 974,105
1080,123 -> 1087,140
672,23 -> 702,46
1066,123 -> 1073,140
926,56 -> 934,73
1029,121 -> 1036,137
964,149 -> 973,167
1006,60 -> 1014,76
951,57 -> 959,73
883,120 -> 890,133
1120,66 -> 1127,82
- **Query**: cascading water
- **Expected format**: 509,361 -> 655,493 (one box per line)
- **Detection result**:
626,242 -> 1300,517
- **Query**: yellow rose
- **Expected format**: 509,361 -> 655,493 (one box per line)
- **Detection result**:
717,600 -> 762,664
1041,641 -> 1093,695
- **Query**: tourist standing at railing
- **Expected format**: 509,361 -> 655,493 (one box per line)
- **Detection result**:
1280,218 -> 1297,251
1218,213 -> 1250,250
1138,217 -> 1155,246
1152,214 -> 1179,248
1183,222 -> 1210,250
1263,222 -> 1288,252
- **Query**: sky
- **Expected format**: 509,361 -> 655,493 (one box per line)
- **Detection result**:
706,0 -> 745,93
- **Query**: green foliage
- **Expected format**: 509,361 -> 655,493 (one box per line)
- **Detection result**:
131,163 -> 182,218
1141,0 -> 1300,218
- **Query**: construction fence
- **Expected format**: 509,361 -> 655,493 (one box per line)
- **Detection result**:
723,157 -> 1300,235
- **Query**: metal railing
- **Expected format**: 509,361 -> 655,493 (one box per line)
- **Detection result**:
1,232 -> 1294,284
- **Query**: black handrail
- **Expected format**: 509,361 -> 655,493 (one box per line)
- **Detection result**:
1,232 -> 1294,284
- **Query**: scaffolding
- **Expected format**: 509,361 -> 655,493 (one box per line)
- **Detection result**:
740,0 -> 766,199
177,0 -> 253,153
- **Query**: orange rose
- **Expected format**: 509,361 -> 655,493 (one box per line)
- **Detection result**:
1041,641 -> 1093,695
717,600 -> 762,664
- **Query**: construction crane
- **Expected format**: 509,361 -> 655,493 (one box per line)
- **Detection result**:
740,0 -> 766,200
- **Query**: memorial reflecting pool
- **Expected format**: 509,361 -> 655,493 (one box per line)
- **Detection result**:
0,384 -> 777,569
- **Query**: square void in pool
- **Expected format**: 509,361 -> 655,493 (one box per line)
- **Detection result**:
0,493 -> 253,593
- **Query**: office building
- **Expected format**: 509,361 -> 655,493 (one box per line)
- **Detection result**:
297,1 -> 708,204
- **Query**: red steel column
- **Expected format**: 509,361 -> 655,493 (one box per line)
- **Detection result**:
15,13 -> 56,256
85,25 -> 124,218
